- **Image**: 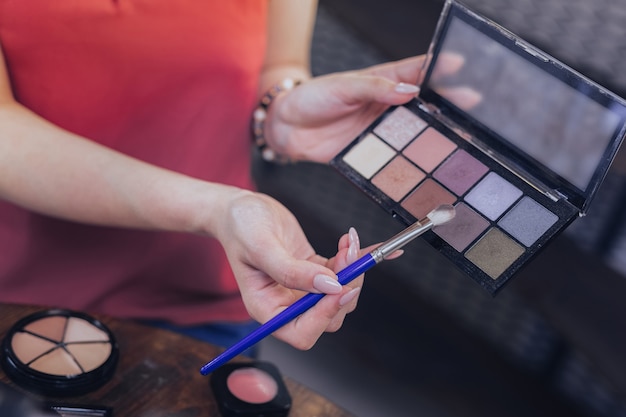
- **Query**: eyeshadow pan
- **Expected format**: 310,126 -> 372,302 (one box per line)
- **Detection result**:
371,156 -> 426,202
402,127 -> 457,172
65,317 -> 109,343
342,133 -> 396,179
66,343 -> 113,372
401,179 -> 457,219
29,347 -> 82,376
23,316 -> 66,342
498,196 -> 559,246
465,172 -> 523,221
433,203 -> 490,251
11,332 -> 56,364
465,228 -> 525,279
433,149 -> 489,195
373,106 -> 428,150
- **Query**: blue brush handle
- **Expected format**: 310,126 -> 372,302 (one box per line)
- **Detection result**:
199,253 -> 377,375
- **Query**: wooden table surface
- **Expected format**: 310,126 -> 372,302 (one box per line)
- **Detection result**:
0,303 -> 354,417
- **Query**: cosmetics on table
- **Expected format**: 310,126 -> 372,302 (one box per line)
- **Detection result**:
210,361 -> 292,417
331,0 -> 626,293
1,309 -> 119,397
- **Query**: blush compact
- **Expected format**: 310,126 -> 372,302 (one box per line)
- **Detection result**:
1,309 -> 119,397
210,361 -> 292,417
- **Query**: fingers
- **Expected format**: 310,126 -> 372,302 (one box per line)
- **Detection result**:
270,227 -> 365,349
271,279 -> 362,350
360,55 -> 427,86
332,74 -> 420,108
259,252 -> 342,295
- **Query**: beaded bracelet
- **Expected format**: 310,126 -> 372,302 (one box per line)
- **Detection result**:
252,78 -> 301,163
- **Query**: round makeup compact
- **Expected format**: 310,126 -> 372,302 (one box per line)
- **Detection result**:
1,309 -> 119,397
210,361 -> 291,417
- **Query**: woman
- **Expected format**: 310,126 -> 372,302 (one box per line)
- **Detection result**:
0,0 -> 424,350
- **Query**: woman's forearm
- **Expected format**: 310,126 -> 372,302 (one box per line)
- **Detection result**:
0,101 -> 241,236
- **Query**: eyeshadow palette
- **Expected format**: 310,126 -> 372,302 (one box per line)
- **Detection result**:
331,0 -> 626,293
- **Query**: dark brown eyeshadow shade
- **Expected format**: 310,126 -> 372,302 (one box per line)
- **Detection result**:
400,178 -> 457,219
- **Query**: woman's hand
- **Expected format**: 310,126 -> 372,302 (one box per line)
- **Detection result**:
264,53 -> 478,163
214,190 -> 365,349
264,55 -> 425,163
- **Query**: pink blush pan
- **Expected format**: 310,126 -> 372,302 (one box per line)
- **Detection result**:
211,361 -> 292,417
227,367 -> 278,404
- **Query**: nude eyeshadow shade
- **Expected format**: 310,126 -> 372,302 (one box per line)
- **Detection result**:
210,361 -> 292,417
331,0 -> 626,293
1,309 -> 118,397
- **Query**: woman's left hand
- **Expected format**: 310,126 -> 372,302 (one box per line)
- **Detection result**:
264,55 -> 425,163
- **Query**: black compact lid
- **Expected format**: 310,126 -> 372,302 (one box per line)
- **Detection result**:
418,0 -> 626,214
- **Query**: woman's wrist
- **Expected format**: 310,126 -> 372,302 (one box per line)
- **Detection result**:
252,78 -> 302,163
184,182 -> 253,239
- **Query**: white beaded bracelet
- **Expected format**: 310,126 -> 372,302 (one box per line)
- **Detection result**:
252,78 -> 301,163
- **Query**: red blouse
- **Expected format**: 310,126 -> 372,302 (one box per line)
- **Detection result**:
0,0 -> 267,324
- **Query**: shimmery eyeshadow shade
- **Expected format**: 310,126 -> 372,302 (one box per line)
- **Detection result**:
402,127 -> 457,172
433,203 -> 490,251
465,172 -> 523,220
433,149 -> 489,195
373,106 -> 428,150
371,156 -> 426,202
465,228 -> 525,279
498,196 -> 559,246
401,179 -> 457,219
342,133 -> 396,179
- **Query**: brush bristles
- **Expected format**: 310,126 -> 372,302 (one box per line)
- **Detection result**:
427,204 -> 456,226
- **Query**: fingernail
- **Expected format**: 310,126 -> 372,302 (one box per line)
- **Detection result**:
339,287 -> 361,307
395,82 -> 420,94
347,227 -> 360,263
386,249 -> 405,260
313,274 -> 342,294
349,227 -> 360,248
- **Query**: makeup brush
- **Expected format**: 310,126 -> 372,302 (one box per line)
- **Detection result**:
200,204 -> 456,375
